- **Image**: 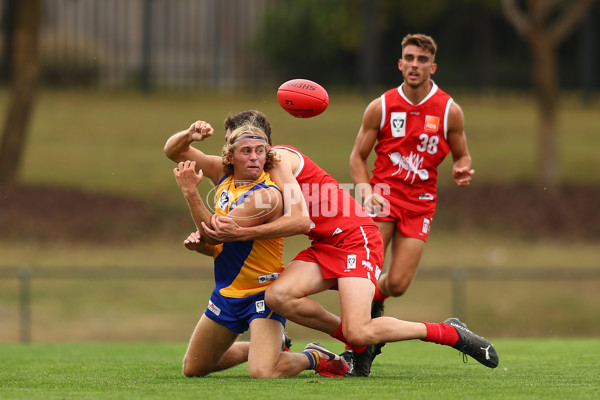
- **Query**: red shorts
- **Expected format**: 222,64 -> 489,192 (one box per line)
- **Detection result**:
293,225 -> 383,286
372,206 -> 434,242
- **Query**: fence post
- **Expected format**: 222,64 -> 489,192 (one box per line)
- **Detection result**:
140,0 -> 154,92
18,266 -> 32,343
451,267 -> 467,319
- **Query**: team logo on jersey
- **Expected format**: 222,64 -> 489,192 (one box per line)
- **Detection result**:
207,300 -> 221,316
255,300 -> 266,313
391,112 -> 407,137
424,115 -> 439,133
347,254 -> 357,269
217,190 -> 230,210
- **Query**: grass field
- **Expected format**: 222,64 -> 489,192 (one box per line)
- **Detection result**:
1,339 -> 599,399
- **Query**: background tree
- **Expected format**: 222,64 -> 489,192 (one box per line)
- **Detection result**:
501,0 -> 597,187
0,0 -> 42,190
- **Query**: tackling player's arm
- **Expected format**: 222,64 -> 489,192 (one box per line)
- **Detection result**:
226,186 -> 284,227
446,102 -> 474,187
164,120 -> 224,185
202,149 -> 310,242
349,97 -> 385,213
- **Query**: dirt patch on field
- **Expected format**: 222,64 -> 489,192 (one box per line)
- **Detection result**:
1,183 -> 598,243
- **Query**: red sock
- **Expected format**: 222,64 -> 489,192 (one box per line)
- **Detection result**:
373,284 -> 389,303
421,322 -> 459,346
331,323 -> 368,353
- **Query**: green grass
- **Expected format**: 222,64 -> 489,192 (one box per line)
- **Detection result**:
1,339 -> 598,399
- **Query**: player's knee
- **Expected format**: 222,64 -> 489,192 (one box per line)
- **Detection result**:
264,284 -> 288,312
343,326 -> 373,346
182,358 -> 210,378
248,366 -> 277,379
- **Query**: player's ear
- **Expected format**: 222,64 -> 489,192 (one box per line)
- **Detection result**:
430,62 -> 437,75
397,58 -> 402,70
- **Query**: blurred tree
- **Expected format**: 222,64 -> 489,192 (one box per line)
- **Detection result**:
0,0 -> 42,189
253,0 -> 363,84
502,0 -> 596,187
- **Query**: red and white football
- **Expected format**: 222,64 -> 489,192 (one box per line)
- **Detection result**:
277,79 -> 329,118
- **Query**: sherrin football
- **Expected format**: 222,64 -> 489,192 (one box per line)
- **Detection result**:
277,79 -> 329,118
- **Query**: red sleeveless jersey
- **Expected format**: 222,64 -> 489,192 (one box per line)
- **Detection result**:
272,145 -> 375,242
370,82 -> 453,213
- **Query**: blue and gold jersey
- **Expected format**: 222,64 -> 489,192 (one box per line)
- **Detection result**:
212,171 -> 284,298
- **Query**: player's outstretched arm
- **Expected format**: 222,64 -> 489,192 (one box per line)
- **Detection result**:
164,120 -> 225,185
173,160 -> 215,234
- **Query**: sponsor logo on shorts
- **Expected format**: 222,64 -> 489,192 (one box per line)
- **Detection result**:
255,300 -> 266,313
347,254 -> 357,269
258,273 -> 279,284
419,193 -> 434,200
207,300 -> 221,316
333,227 -> 343,236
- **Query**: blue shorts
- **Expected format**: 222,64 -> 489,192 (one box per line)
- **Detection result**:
204,289 -> 286,334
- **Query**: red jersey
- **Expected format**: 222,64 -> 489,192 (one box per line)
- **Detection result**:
272,145 -> 376,242
370,82 -> 452,213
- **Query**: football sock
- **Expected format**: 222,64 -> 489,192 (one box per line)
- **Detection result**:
331,323 -> 367,353
303,351 -> 320,370
421,322 -> 459,346
373,284 -> 389,303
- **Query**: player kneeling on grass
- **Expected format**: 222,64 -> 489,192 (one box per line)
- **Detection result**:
171,124 -> 348,378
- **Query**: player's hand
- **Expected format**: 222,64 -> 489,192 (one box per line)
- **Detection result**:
173,160 -> 204,194
201,215 -> 244,243
453,166 -> 475,187
187,120 -> 214,142
364,193 -> 386,216
183,230 -> 202,251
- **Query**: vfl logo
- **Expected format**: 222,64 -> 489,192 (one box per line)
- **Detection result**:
255,300 -> 266,313
422,218 -> 430,234
391,112 -> 407,137
347,255 -> 357,269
